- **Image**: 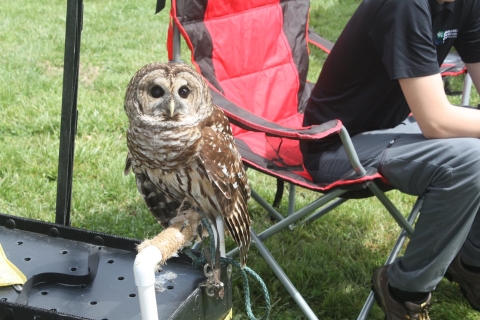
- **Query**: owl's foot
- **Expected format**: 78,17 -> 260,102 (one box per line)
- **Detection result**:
137,207 -> 199,265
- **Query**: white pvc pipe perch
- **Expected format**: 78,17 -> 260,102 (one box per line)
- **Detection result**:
134,213 -> 196,320
215,216 -> 226,258
133,209 -> 227,320
134,245 -> 162,320
462,72 -> 473,106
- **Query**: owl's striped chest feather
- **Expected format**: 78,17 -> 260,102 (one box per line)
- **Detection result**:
127,124 -> 202,173
144,160 -> 219,215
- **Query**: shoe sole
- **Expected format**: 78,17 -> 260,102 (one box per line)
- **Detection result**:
445,271 -> 480,311
371,280 -> 388,320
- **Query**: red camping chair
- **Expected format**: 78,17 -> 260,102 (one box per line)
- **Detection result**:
165,0 -> 422,319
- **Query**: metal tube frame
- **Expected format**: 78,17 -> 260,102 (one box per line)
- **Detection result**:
287,184 -> 296,215
251,231 -> 319,320
338,126 -> 367,176
227,188 -> 346,258
251,189 -> 285,222
301,198 -> 347,225
171,23 -> 181,63
367,183 -> 414,235
461,72 -> 473,106
340,124 -> 414,236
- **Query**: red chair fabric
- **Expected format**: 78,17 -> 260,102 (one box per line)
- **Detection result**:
167,0 -> 384,193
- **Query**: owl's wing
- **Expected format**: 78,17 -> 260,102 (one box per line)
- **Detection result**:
125,154 -> 181,229
201,105 -> 235,136
198,108 -> 251,267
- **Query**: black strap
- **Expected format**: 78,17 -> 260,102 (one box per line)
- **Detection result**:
272,179 -> 284,208
155,0 -> 166,14
15,246 -> 101,305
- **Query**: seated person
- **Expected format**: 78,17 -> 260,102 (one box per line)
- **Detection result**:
302,0 -> 480,318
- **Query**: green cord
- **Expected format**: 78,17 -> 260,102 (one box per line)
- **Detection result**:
200,217 -> 217,267
184,217 -> 271,320
221,256 -> 271,320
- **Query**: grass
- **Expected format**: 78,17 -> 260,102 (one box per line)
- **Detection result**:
1,0 -> 479,319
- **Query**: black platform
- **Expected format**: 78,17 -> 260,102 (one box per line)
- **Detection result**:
0,213 -> 232,320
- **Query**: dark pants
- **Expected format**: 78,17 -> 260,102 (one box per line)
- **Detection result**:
308,116 -> 480,292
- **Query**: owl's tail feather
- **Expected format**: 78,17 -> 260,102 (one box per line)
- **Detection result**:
225,211 -> 250,269
136,207 -> 200,265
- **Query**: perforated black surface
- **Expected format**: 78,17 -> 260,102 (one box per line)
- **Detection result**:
0,214 -> 231,320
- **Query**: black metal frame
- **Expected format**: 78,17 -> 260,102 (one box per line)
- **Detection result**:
55,0 -> 83,226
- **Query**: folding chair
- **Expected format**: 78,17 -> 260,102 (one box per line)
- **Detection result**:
165,0 -> 421,318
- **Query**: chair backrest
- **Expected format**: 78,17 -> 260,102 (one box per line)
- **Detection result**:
168,0 -> 311,128
167,0 -> 369,192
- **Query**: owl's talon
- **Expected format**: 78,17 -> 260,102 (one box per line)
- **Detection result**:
179,220 -> 188,233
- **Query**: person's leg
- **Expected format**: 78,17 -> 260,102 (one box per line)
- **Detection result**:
307,116 -> 422,183
380,132 -> 480,293
306,116 -> 480,293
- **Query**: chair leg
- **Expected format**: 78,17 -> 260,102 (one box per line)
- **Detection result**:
301,197 -> 348,225
251,189 -> 285,222
257,188 -> 345,240
171,22 -> 182,63
288,184 -> 296,216
251,231 -> 319,320
356,196 -> 424,320
368,183 -> 414,235
287,184 -> 296,230
461,72 -> 473,106
227,188 -> 346,258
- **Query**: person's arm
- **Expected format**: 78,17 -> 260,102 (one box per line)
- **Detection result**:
466,62 -> 480,93
399,74 -> 480,139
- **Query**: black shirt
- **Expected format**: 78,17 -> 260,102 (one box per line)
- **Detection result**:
302,0 -> 480,159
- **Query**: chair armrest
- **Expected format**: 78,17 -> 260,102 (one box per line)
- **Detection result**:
307,28 -> 334,54
440,51 -> 467,77
210,90 -> 342,140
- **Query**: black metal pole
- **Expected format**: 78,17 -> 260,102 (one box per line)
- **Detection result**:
55,0 -> 83,226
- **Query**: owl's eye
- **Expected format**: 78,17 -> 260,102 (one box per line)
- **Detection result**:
178,86 -> 190,98
150,85 -> 164,98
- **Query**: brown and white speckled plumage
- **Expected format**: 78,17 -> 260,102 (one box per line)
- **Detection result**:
124,62 -> 251,267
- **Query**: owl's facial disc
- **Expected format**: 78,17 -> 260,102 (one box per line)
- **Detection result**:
140,70 -> 195,119
137,70 -> 172,118
169,72 -> 206,120
134,65 -> 208,124
144,77 -> 197,123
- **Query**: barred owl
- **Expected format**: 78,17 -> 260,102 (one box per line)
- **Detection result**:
124,62 -> 251,267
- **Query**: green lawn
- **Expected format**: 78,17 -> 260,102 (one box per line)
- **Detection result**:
1,0 -> 479,319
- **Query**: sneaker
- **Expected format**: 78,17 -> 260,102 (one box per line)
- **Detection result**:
372,266 -> 431,320
445,253 -> 480,310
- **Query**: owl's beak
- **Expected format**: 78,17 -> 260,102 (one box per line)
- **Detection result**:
169,100 -> 175,117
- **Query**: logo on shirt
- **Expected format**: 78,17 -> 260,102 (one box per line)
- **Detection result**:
435,29 -> 458,45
